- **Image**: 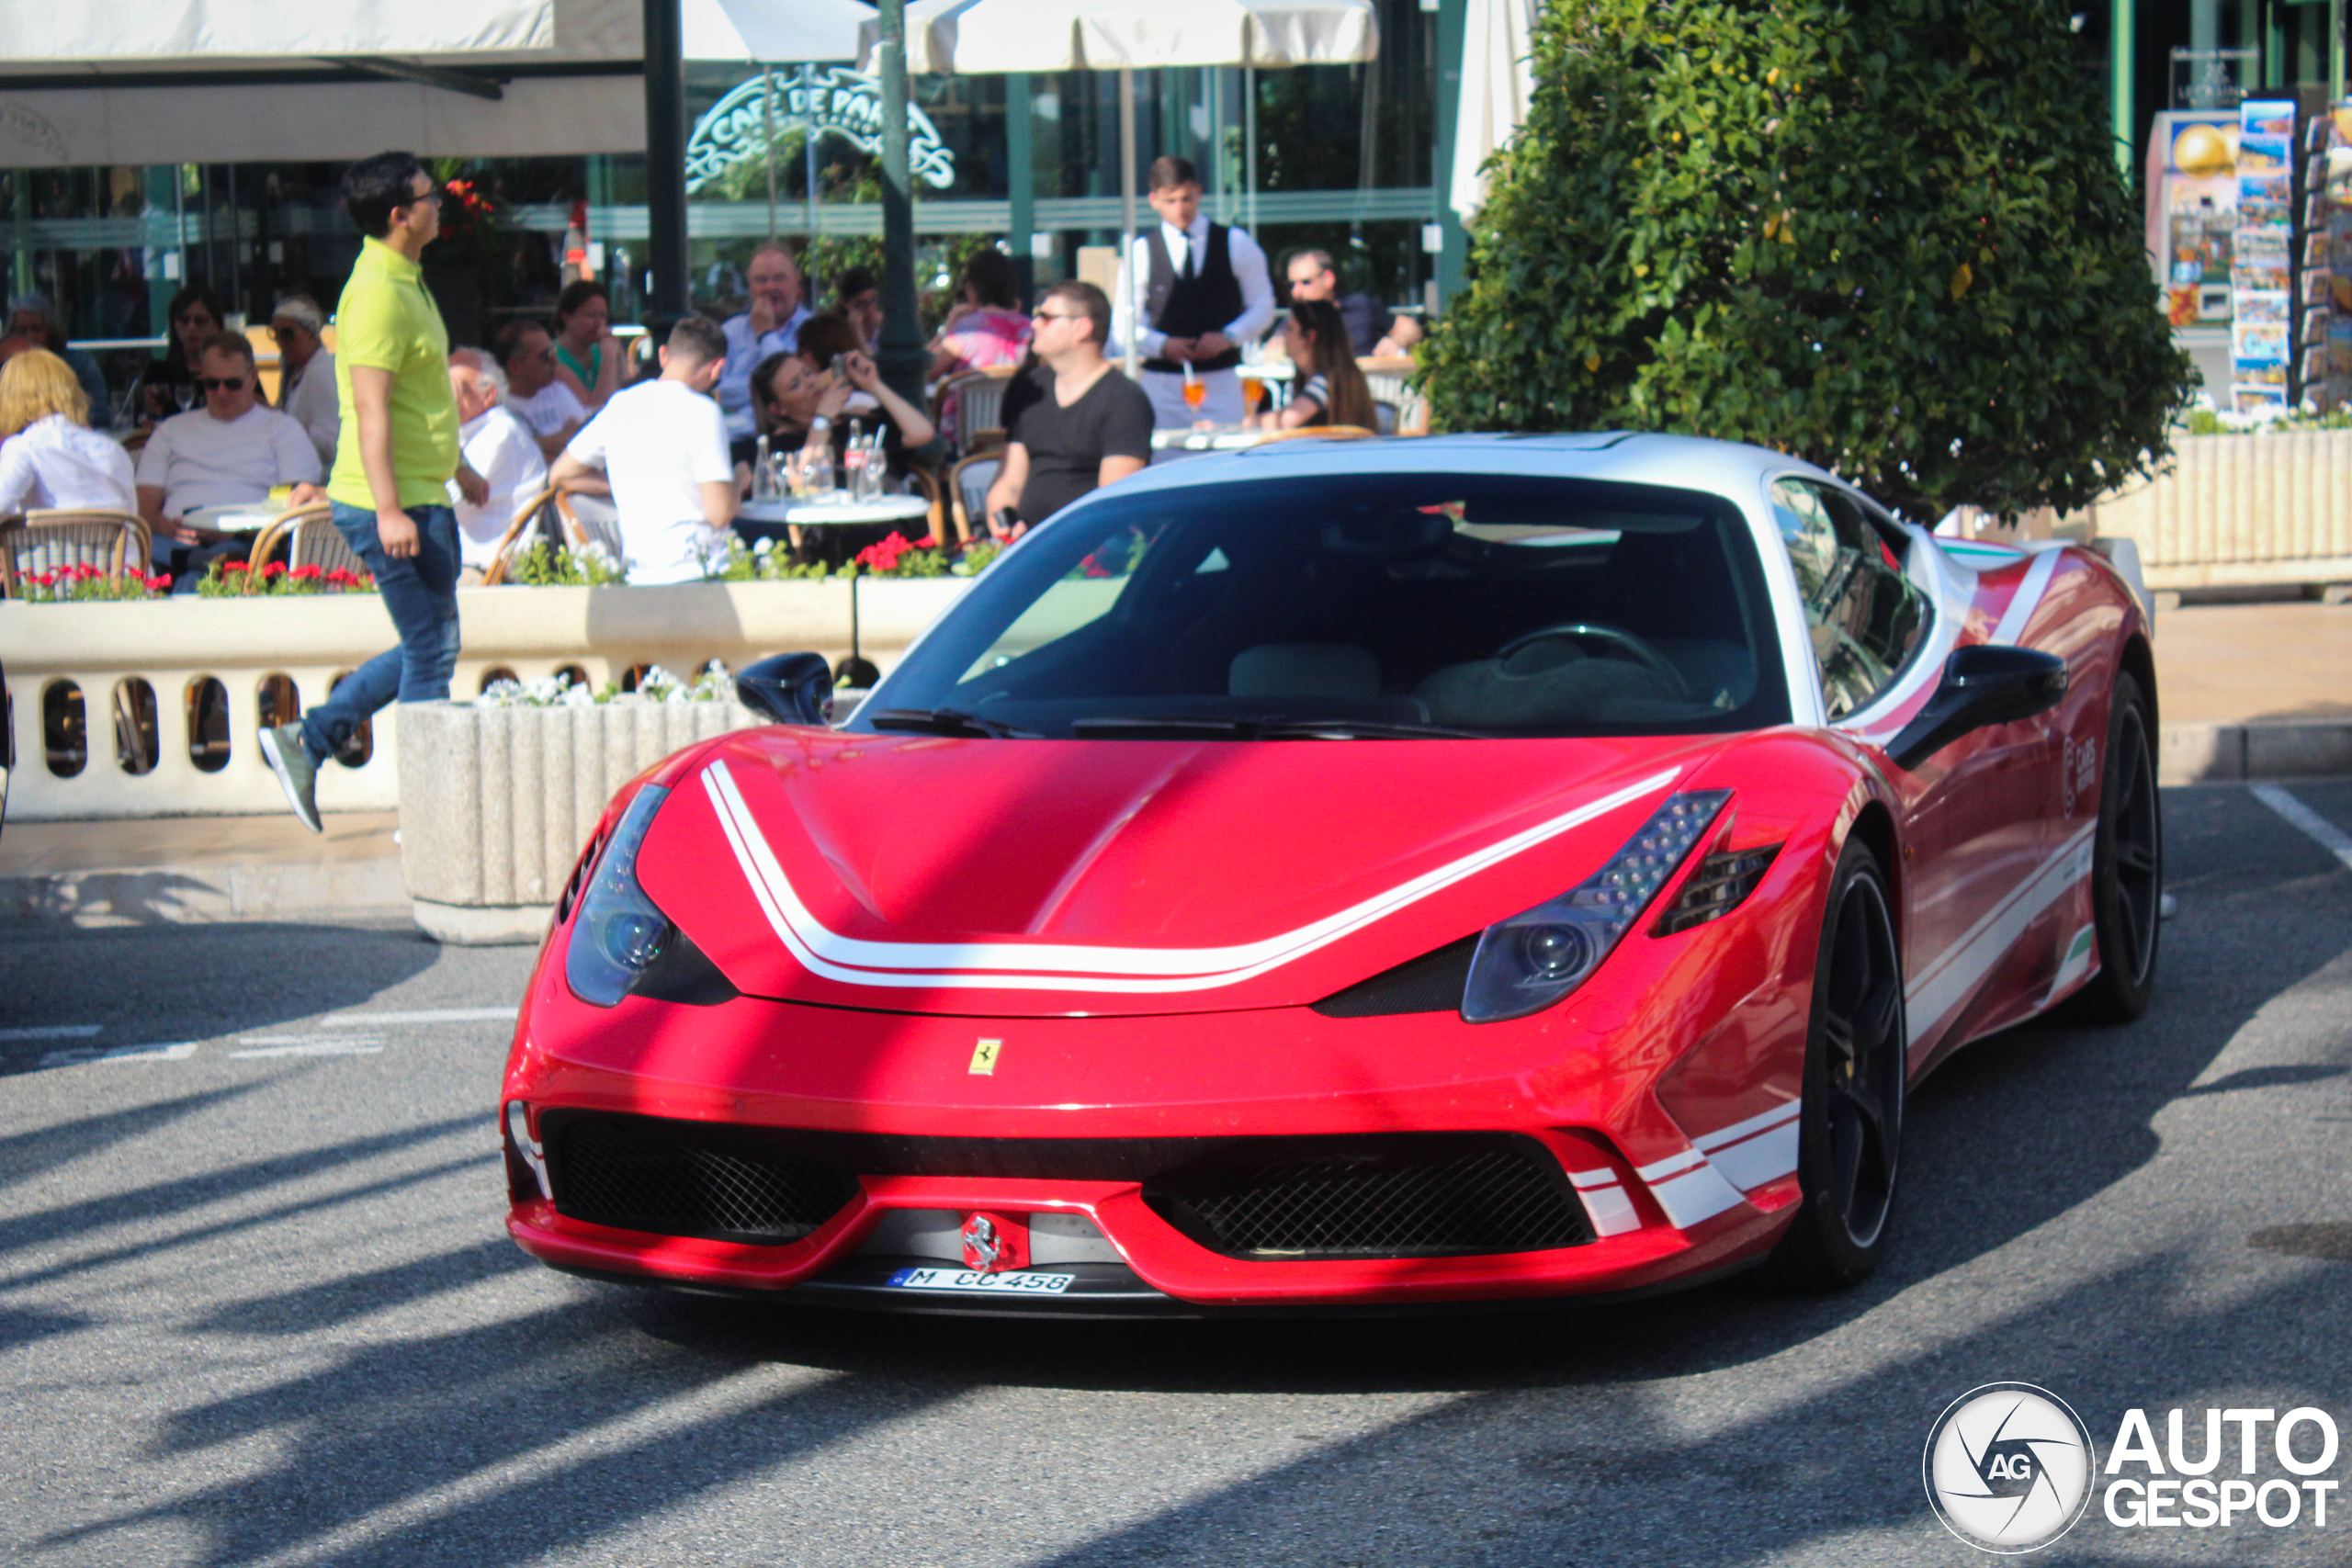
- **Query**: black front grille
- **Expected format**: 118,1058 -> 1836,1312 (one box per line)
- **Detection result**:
543,1111 -> 861,1244
1143,1134 -> 1593,1258
535,1115 -> 1596,1259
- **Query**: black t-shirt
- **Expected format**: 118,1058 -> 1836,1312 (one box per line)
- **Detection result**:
1334,293 -> 1395,357
1003,364 -> 1155,525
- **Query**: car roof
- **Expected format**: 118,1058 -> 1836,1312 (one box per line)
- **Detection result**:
1107,432 -> 1846,505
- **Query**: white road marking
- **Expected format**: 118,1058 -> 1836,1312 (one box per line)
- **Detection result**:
230,1040 -> 386,1059
319,1007 -> 517,1027
38,1042 -> 198,1067
0,1024 -> 103,1042
2251,783 -> 2352,873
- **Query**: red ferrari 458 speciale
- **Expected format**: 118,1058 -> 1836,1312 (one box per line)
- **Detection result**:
501,434 -> 2161,1314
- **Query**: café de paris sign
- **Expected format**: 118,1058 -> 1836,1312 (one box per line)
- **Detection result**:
688,68 -> 956,193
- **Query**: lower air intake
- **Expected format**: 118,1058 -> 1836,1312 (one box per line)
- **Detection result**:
1143,1134 -> 1593,1259
544,1112 -> 860,1244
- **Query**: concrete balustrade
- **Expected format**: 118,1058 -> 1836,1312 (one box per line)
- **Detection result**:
0,576 -> 972,821
2085,430 -> 2352,591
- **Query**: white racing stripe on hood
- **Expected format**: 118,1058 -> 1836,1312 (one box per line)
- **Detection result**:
699,757 -> 1682,992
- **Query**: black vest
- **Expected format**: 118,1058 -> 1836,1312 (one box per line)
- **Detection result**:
1143,223 -> 1244,372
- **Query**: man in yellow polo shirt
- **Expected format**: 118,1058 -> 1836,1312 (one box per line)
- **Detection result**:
261,151 -> 487,832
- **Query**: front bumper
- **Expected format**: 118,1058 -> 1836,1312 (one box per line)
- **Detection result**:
502,931 -> 1811,1308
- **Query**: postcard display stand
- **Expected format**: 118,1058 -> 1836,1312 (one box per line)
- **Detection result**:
2311,107 -> 2352,412
2230,98 -> 2299,412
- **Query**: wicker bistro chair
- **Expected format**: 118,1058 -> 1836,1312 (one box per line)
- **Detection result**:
1253,424 -> 1379,446
1354,355 -> 1427,438
947,450 -> 1003,544
553,489 -> 626,561
936,366 -> 1020,455
245,502 -> 368,579
480,486 -> 562,586
0,509 -> 153,597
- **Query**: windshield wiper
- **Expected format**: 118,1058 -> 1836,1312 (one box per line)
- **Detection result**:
1068,716 -> 1255,739
1067,715 -> 1485,740
865,706 -> 1035,739
1254,718 -> 1488,739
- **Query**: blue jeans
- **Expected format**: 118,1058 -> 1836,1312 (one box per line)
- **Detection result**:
299,501 -> 461,761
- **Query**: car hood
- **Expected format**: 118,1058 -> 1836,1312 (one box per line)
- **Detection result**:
635,729 -> 1733,1017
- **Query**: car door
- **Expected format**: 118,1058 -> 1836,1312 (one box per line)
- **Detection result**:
1768,477 -> 2054,1065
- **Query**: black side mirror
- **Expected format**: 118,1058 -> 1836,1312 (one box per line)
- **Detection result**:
736,652 -> 835,727
1885,645 -> 2068,771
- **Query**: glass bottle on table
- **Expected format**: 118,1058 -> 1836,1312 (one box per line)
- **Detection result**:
752,434 -> 773,501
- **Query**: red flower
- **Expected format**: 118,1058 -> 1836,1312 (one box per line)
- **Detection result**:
222,561 -> 249,574
261,561 -> 287,578
290,564 -> 323,581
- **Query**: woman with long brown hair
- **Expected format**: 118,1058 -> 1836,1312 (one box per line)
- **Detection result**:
1257,298 -> 1375,431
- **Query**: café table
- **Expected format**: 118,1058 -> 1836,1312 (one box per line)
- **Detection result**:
735,493 -> 933,687
1148,426 -> 1278,465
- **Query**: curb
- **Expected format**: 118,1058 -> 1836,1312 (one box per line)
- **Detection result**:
2160,719 -> 2352,786
0,856 -> 408,927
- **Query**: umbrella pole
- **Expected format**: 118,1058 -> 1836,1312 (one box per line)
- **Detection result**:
803,63 -> 819,248
763,69 -> 777,240
1120,66 -> 1139,381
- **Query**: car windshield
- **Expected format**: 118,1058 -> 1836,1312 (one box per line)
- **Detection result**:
854,471 -> 1790,739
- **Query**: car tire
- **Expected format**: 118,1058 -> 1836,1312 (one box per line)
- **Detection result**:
2058,672 -> 2162,1024
1770,836 -> 1906,1291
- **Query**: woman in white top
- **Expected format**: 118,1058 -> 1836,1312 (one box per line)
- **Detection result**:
0,349 -> 136,516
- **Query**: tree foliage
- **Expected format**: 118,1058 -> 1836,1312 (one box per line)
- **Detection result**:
1418,0 -> 2195,518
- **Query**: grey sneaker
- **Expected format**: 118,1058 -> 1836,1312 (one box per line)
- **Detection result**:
258,723 -> 323,834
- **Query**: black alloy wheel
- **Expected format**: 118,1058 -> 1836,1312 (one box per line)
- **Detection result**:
1770,838 -> 1906,1290
2062,672 -> 2162,1023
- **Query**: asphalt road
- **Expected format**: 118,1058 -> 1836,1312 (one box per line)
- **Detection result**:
3,779 -> 2350,1567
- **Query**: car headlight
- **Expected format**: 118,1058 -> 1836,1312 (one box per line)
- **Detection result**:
1460,789 -> 1732,1023
565,785 -> 676,1007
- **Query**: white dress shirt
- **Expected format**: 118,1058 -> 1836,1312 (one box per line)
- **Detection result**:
278,348 -> 341,469
1111,217 -> 1277,362
717,305 -> 812,439
451,405 -> 548,570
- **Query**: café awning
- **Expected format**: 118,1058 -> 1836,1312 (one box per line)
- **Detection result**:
0,0 -> 645,164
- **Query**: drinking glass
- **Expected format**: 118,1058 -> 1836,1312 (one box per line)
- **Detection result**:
174,384 -> 197,413
1240,375 -> 1265,418
1182,377 -> 1207,416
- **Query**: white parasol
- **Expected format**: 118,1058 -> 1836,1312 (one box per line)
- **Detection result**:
1449,0 -> 1537,222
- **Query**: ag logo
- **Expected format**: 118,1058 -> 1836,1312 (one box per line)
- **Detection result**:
1924,1382 -> 2096,1553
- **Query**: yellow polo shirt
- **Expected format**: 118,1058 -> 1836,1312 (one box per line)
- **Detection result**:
328,236 -> 460,509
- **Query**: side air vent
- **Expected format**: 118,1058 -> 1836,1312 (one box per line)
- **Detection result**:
1309,935 -> 1479,1018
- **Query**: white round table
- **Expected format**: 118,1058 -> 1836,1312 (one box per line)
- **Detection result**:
736,495 -> 931,528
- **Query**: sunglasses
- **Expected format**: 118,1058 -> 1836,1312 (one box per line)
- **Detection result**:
197,376 -> 246,392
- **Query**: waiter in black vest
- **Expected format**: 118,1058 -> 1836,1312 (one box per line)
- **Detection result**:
1111,155 -> 1278,430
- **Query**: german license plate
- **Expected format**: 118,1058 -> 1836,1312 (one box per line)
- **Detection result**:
887,1267 -> 1076,1295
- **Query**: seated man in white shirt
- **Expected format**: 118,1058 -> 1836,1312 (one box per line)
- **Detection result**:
497,321 -> 588,462
133,331 -> 322,587
447,347 -> 548,579
548,316 -> 735,585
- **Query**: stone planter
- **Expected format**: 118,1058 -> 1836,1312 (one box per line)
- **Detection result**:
2083,429 -> 2352,591
396,697 -> 768,943
0,575 -> 972,820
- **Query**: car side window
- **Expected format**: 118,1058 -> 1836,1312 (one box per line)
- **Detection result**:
1770,478 -> 1928,720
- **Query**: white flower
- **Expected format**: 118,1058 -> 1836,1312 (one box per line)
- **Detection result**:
561,683 -> 597,707
752,537 -> 775,555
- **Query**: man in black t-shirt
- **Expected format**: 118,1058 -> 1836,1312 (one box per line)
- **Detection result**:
984,282 -> 1154,536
